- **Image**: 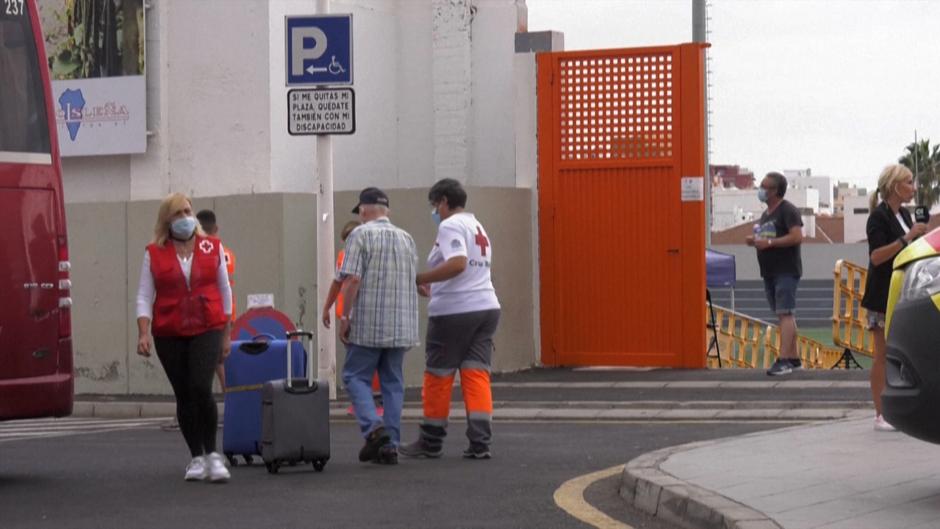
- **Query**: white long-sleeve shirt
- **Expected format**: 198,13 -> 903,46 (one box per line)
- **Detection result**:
136,244 -> 233,320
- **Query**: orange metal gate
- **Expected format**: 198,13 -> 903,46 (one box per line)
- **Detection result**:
537,43 -> 708,368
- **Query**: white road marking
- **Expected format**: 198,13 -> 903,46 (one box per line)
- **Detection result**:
0,417 -> 164,443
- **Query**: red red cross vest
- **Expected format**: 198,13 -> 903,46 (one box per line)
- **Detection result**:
147,236 -> 227,337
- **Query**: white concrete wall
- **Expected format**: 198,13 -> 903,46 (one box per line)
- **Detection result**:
790,175 -> 833,213
513,52 -> 537,189
844,194 -> 871,243
60,0 -> 526,202
712,189 -> 763,231
470,0 -> 523,186
397,1 -> 436,189
170,0 -> 272,197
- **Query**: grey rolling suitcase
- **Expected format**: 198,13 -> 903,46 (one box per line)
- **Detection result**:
260,330 -> 331,473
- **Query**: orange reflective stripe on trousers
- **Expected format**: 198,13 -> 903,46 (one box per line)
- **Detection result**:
423,371 -> 455,420
459,368 -> 493,414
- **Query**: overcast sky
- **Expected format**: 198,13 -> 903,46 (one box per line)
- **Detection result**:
527,0 -> 940,189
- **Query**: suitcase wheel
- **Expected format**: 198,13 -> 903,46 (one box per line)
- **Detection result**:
312,460 -> 326,472
265,461 -> 280,474
225,453 -> 238,467
243,454 -> 255,466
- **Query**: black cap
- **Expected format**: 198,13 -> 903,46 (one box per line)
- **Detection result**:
352,187 -> 390,213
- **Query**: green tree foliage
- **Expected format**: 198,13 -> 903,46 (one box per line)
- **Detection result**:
899,139 -> 940,208
47,0 -> 143,80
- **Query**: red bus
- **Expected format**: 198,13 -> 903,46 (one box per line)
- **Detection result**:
0,0 -> 73,420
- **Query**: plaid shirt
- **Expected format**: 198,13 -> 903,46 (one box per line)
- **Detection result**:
337,217 -> 419,348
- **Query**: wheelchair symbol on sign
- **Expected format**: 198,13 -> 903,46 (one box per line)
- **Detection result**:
328,55 -> 345,75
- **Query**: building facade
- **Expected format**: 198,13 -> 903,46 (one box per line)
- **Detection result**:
711,186 -> 819,232
784,169 -> 834,215
58,0 -> 549,394
710,164 -> 754,190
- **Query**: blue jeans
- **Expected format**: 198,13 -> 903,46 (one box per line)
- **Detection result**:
763,275 -> 800,315
342,344 -> 407,446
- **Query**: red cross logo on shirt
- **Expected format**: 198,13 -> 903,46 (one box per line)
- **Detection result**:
474,227 -> 489,256
199,239 -> 214,255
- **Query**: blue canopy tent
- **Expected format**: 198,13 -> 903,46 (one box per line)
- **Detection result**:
706,248 -> 736,309
705,249 -> 736,367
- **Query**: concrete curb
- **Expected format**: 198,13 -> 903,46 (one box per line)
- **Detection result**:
618,413 -> 870,529
620,442 -> 783,529
71,400 -> 870,422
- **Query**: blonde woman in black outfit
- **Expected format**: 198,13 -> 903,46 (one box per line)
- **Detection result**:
861,165 -> 927,431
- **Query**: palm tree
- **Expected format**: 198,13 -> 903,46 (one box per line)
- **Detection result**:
899,140 -> 940,209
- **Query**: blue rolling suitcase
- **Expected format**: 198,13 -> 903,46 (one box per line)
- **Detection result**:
223,333 -> 305,466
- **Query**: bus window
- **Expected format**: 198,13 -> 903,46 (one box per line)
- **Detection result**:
0,7 -> 50,154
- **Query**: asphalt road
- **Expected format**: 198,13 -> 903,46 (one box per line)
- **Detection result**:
0,417 -> 784,529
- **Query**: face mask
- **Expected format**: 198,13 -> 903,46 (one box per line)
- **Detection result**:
431,208 -> 442,226
170,216 -> 197,240
757,188 -> 769,203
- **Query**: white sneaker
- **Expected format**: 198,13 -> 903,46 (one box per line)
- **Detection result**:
206,452 -> 231,483
874,415 -> 897,432
184,456 -> 208,481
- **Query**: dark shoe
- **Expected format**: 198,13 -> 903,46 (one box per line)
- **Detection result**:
788,358 -> 803,370
373,445 -> 398,465
766,359 -> 793,376
358,426 -> 390,462
462,444 -> 491,460
399,439 -> 443,459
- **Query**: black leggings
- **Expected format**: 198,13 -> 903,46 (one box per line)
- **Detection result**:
154,330 -> 222,457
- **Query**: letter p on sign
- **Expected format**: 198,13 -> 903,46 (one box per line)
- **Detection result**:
291,26 -> 327,76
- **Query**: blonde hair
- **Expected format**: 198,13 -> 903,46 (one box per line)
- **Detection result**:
870,164 -> 913,209
152,192 -> 206,245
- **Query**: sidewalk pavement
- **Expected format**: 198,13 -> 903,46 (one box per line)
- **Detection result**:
70,398 -> 870,422
71,369 -> 872,421
621,413 -> 940,529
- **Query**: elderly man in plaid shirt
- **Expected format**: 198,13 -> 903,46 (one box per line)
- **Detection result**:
335,187 -> 419,465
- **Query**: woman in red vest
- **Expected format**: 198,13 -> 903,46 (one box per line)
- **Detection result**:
136,193 -> 233,483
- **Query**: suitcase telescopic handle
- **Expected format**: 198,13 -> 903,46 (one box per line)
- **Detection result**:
284,378 -> 319,394
285,330 -> 315,388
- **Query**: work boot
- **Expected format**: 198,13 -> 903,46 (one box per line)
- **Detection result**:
462,443 -> 491,460
399,439 -> 443,459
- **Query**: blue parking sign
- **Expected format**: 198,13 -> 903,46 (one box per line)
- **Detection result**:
286,15 -> 353,86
